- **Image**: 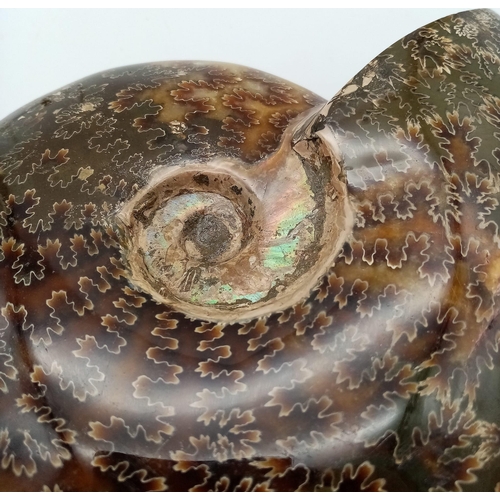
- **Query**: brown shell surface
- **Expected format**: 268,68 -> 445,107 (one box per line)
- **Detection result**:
2,9 -> 500,492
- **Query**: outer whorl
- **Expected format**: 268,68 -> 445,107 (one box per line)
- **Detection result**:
1,8 -> 500,492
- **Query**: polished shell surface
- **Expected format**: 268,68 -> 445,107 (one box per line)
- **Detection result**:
1,9 -> 500,492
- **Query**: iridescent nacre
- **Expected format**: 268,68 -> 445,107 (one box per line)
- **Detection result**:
1,8 -> 500,492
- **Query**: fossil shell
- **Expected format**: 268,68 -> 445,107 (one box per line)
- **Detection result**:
2,8 -> 500,492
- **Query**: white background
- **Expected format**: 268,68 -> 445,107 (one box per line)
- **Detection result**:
1,8 -> 499,120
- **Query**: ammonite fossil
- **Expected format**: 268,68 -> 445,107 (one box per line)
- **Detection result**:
2,8 -> 500,492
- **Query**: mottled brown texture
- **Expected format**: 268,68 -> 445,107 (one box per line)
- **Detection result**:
1,9 -> 500,492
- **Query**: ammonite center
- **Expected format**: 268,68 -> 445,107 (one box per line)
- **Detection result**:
117,119 -> 351,322
179,194 -> 243,264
